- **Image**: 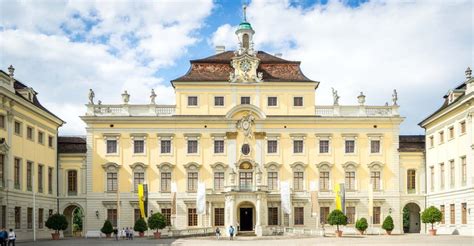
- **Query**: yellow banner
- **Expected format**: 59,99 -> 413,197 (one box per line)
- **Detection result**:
138,184 -> 145,218
335,183 -> 342,211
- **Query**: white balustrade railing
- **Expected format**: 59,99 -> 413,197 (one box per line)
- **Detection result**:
87,104 -> 176,116
315,105 -> 398,117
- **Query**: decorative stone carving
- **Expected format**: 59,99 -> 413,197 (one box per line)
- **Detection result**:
8,65 -> 15,78
357,92 -> 366,106
88,89 -> 95,105
331,87 -> 340,106
392,89 -> 398,106
466,67 -> 472,80
236,112 -> 255,138
121,90 -> 130,104
150,89 -> 157,104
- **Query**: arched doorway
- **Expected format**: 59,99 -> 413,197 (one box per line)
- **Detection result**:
63,204 -> 83,237
237,201 -> 255,232
403,203 -> 421,233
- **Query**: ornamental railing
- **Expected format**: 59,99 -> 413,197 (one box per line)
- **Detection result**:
315,105 -> 398,117
86,104 -> 176,116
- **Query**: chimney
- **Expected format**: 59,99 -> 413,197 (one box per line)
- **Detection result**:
215,45 -> 225,54
274,53 -> 282,58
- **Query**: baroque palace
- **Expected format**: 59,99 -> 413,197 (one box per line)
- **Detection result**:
0,17 -> 472,240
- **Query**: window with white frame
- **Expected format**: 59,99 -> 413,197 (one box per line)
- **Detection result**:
461,156 -> 466,185
214,140 -> 224,154
214,96 -> 224,106
368,162 -> 383,191
38,131 -> 44,144
134,139 -> 145,154
131,164 -> 146,192
185,163 -> 199,192
317,162 -> 332,191
291,163 -> 306,191
343,162 -> 358,191
187,140 -> 198,154
160,140 -> 171,154
14,121 -> 22,136
429,136 -> 434,148
319,140 -> 329,153
187,96 -> 198,106
293,97 -> 303,106
407,169 -> 416,193
267,140 -> 278,153
449,160 -> 455,188
214,172 -> 224,190
345,140 -> 355,153
293,140 -> 304,153
240,96 -> 250,104
158,163 -> 173,192
460,121 -> 466,135
268,171 -> 278,191
370,140 -> 381,153
27,126 -> 34,140
106,138 -> 118,154
103,164 -> 119,192
267,97 -> 278,107
448,126 -> 454,139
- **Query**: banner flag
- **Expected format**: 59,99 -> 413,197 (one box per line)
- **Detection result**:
196,182 -> 206,215
310,181 -> 318,217
340,183 -> 345,214
335,182 -> 341,211
280,181 -> 291,214
171,182 -> 177,215
138,184 -> 145,218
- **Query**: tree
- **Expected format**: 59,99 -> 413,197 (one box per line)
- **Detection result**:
134,217 -> 148,233
355,218 -> 368,233
147,212 -> 167,232
73,208 -> 83,231
100,220 -> 114,235
403,207 -> 410,232
421,206 -> 442,230
46,214 -> 68,234
327,209 -> 347,231
382,215 -> 394,232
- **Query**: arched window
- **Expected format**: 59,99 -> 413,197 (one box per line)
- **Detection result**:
67,170 -> 77,196
316,162 -> 333,191
102,163 -> 120,192
184,162 -> 200,193
157,162 -> 174,192
130,163 -> 147,192
342,162 -> 359,191
368,162 -> 384,191
290,162 -> 307,191
264,162 -> 281,191
210,162 -> 228,191
242,34 -> 249,49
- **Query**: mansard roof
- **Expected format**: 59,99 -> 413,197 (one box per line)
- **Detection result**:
58,136 -> 87,154
171,51 -> 316,84
399,135 -> 425,152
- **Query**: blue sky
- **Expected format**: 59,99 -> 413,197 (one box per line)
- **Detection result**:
0,0 -> 472,135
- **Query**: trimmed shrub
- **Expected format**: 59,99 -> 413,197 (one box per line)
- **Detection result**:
134,217 -> 148,233
100,220 -> 114,235
147,212 -> 167,232
327,209 -> 347,231
45,213 -> 68,233
421,206 -> 442,230
403,207 -> 410,232
382,215 -> 394,232
355,217 -> 368,233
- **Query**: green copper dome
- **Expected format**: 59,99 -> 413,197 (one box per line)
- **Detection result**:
238,22 -> 253,30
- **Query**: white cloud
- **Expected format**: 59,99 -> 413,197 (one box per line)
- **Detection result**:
0,0 -> 214,135
211,0 -> 472,133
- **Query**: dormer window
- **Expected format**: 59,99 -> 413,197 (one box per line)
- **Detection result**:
18,87 -> 36,103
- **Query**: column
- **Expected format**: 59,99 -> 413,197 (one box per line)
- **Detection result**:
224,195 -> 235,236
255,194 -> 263,236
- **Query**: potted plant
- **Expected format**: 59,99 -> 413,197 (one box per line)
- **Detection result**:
100,220 -> 114,238
355,218 -> 368,235
45,213 -> 68,240
148,212 -> 167,239
134,217 -> 148,237
403,207 -> 410,233
421,206 -> 442,236
382,215 -> 394,235
327,209 -> 347,237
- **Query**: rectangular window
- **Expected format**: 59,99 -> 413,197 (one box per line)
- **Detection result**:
0,155 -> 3,188
439,131 -> 444,144
188,172 -> 198,192
267,140 -> 278,153
430,166 -> 435,191
460,121 -> 466,134
68,170 -> 77,195
268,207 -> 278,225
27,207 -> 33,229
134,209 -> 141,223
346,207 -> 356,224
160,140 -> 171,154
214,172 -> 224,191
293,140 -> 303,153
214,140 -> 224,154
370,140 -> 381,153
345,140 -> 355,153
134,140 -> 145,153
107,172 -> 117,192
407,169 -> 416,193
345,171 -> 356,191
429,136 -> 434,148
48,167 -> 53,194
14,207 -> 21,229
461,203 -> 467,224
449,127 -> 454,139
319,140 -> 329,153
0,115 -> 4,129
161,172 -> 171,192
450,160 -> 455,188
294,207 -> 304,225
14,158 -> 20,189
106,140 -> 117,154
268,172 -> 278,191
239,172 -> 253,191
107,209 -> 117,227
293,97 -> 303,106
48,136 -> 54,148
450,204 -> 455,224
440,163 -> 445,189
134,172 -> 145,192
214,96 -> 224,106
371,171 -> 381,190
27,161 -> 33,191
267,97 -> 278,106
440,205 -> 445,224
187,96 -> 198,106
319,171 -> 330,191
38,165 -> 43,193
461,157 -> 466,185
214,208 -> 224,226
293,172 -> 304,191
240,96 -> 250,104
188,208 -> 197,226
38,208 -> 44,228
162,208 -> 171,226
320,207 -> 329,224
14,121 -> 22,135
187,140 -> 198,154
38,131 -> 44,144
373,207 -> 381,224
27,126 -> 34,140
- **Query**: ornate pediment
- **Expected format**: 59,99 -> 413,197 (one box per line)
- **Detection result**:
229,53 -> 262,83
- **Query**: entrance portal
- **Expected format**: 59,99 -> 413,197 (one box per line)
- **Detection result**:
403,203 -> 421,233
239,207 -> 253,231
63,204 -> 83,237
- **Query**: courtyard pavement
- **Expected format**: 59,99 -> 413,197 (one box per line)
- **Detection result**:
17,234 -> 474,246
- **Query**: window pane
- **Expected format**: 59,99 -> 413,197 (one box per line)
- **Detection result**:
267,140 -> 278,153
268,207 -> 278,225
346,207 -> 356,224
268,172 -> 278,191
294,207 -> 304,225
214,140 -> 224,153
188,96 -> 198,106
214,208 -> 224,226
294,172 -> 303,191
294,97 -> 303,106
107,173 -> 117,192
162,208 -> 172,226
319,140 -> 329,153
319,172 -> 329,191
214,96 -> 224,106
68,170 -> 77,195
161,140 -> 171,153
107,140 -> 117,153
293,140 -> 303,153
214,172 -> 224,190
188,172 -> 198,192
241,97 -> 250,104
345,171 -> 355,190
161,172 -> 171,192
134,140 -> 144,153
268,97 -> 277,106
371,140 -> 380,153
134,172 -> 144,191
188,208 -> 197,226
188,140 -> 198,153
345,140 -> 355,153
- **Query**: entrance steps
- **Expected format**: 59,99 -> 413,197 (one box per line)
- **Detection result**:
238,231 -> 256,237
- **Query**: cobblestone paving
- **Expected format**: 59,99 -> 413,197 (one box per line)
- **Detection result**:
17,234 -> 474,246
